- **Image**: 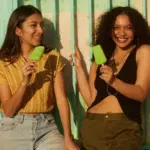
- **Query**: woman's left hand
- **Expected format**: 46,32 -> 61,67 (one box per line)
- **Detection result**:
99,65 -> 115,85
64,137 -> 80,150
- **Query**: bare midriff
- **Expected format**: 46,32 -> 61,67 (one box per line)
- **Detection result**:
88,96 -> 123,113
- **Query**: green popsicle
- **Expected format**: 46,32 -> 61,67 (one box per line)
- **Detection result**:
29,46 -> 45,61
92,45 -> 107,64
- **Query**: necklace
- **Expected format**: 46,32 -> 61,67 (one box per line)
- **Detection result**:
106,49 -> 133,96
111,45 -> 136,67
107,48 -> 132,75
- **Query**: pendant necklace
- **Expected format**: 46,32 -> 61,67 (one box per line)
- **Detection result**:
106,50 -> 131,96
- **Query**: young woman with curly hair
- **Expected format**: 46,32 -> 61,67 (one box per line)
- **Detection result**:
74,6 -> 150,150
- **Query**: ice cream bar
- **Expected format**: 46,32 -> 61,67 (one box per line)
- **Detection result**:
92,45 -> 107,64
29,46 -> 45,61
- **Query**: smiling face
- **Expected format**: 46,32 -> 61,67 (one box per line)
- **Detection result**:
112,14 -> 134,50
16,13 -> 44,51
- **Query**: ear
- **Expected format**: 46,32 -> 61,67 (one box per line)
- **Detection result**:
15,27 -> 22,36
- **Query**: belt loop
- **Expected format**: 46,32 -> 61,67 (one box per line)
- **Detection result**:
40,113 -> 46,120
15,114 -> 24,124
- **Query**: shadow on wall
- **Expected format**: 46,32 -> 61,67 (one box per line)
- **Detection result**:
40,0 -> 87,136
42,18 -> 86,136
42,18 -> 63,50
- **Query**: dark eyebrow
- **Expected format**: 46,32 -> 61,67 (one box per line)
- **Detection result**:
125,23 -> 132,26
113,24 -> 132,27
28,21 -> 43,24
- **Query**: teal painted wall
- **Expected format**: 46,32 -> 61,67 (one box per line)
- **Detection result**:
16,0 -> 136,12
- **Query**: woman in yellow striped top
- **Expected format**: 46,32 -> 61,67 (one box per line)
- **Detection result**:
0,5 -> 79,150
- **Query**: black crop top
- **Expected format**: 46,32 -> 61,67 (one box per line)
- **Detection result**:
89,49 -> 142,124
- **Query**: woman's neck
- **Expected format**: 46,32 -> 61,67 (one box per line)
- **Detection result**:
21,45 -> 34,58
115,45 -> 136,55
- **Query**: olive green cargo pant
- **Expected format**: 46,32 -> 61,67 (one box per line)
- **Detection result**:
80,112 -> 142,150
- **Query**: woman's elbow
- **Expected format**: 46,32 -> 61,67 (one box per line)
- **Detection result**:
134,85 -> 148,103
137,90 -> 147,103
137,96 -> 145,103
2,107 -> 15,118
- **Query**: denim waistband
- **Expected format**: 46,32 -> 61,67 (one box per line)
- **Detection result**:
1,112 -> 53,120
0,112 -> 54,125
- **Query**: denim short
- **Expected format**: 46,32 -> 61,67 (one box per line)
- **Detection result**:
0,112 -> 64,150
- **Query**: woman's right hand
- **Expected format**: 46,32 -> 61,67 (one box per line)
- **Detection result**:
21,61 -> 36,86
71,47 -> 83,69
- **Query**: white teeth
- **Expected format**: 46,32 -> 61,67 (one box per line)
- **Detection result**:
34,36 -> 41,40
117,38 -> 127,42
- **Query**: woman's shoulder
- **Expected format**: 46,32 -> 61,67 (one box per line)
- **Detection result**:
45,49 -> 61,57
0,60 -> 7,67
140,44 -> 150,48
136,44 -> 150,54
136,44 -> 150,61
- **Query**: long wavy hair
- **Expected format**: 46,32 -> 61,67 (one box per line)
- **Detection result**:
93,6 -> 150,61
0,5 -> 48,63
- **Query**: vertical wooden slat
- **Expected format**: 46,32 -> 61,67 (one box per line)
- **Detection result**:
125,0 -> 130,6
12,0 -> 18,10
0,0 -> 18,118
142,0 -> 147,19
0,1 -> 4,47
52,0 -> 57,49
70,0 -> 78,139
107,0 -> 112,10
32,0 -> 37,7
88,0 -> 93,61
71,0 -> 75,53
0,0 -> 15,46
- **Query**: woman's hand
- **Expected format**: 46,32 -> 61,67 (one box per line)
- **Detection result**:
69,47 -> 83,69
64,137 -> 80,150
21,61 -> 36,86
99,65 -> 115,85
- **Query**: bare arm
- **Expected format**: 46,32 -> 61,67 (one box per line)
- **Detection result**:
76,62 -> 97,107
101,45 -> 150,103
0,62 -> 36,117
73,48 -> 98,107
54,71 -> 71,138
54,71 -> 79,150
0,83 -> 27,117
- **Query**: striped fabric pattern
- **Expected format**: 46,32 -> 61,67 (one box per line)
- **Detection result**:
0,50 -> 65,113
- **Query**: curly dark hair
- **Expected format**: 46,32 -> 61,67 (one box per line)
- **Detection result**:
0,5 -> 49,63
94,6 -> 150,61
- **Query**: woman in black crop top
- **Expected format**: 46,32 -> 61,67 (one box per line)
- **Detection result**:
73,7 -> 150,150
